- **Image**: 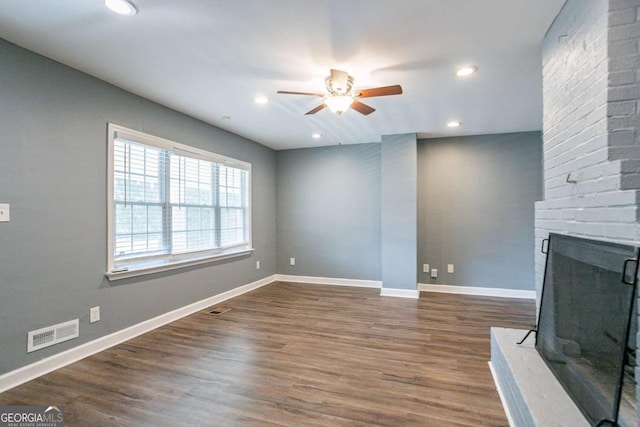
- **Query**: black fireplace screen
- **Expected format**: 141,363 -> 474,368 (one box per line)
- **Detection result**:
536,233 -> 638,426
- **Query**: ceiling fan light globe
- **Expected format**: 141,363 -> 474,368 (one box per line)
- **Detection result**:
325,95 -> 354,115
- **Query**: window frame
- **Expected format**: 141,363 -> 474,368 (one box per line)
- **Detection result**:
106,123 -> 252,280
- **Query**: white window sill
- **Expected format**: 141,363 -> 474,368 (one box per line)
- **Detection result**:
106,247 -> 254,281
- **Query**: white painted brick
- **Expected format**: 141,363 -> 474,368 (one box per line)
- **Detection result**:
609,39 -> 639,56
545,185 -> 580,200
577,175 -> 621,193
609,0 -> 640,12
546,174 -> 569,190
608,22 -> 640,42
609,70 -> 638,85
609,53 -> 640,71
610,7 -> 638,25
608,100 -> 637,115
575,206 -> 638,222
621,159 -> 640,172
573,147 -> 611,169
544,165 -> 574,182
610,129 -> 636,146
537,197 -> 582,210
608,84 -> 640,101
603,222 -> 638,239
545,150 -> 577,170
621,173 -> 640,189
579,104 -> 608,127
536,208 -> 578,221
577,159 -> 623,180
534,219 -> 571,231
608,116 -> 640,130
580,190 -> 638,207
609,145 -> 640,160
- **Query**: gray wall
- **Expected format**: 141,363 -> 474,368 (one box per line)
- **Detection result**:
0,39 -> 277,375
381,134 -> 417,290
0,37 -> 545,376
418,132 -> 543,290
276,144 -> 381,280
276,132 -> 540,291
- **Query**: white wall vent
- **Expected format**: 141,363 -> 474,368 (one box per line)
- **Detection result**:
27,319 -> 79,353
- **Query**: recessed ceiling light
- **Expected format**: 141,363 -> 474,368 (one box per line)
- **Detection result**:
311,133 -> 322,139
447,121 -> 462,128
456,66 -> 478,77
254,96 -> 269,104
105,0 -> 137,15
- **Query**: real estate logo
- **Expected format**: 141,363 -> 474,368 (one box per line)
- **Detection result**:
0,406 -> 64,427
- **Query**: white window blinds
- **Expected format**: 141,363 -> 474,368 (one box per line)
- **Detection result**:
114,140 -> 166,258
107,124 -> 251,279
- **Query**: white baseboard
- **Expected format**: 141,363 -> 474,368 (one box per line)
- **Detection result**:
0,274 -> 276,394
418,283 -> 536,300
275,274 -> 382,289
379,288 -> 420,299
488,361 -> 515,427
276,275 -> 418,298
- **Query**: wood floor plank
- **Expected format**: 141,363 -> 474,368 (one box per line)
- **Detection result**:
0,281 -> 535,426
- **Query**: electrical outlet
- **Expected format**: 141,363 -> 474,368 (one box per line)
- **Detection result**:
256,260 -> 261,269
0,204 -> 9,222
90,306 -> 100,323
290,257 -> 296,266
447,264 -> 454,273
423,263 -> 429,273
430,268 -> 438,278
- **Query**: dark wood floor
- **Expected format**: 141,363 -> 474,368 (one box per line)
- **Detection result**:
0,281 -> 535,426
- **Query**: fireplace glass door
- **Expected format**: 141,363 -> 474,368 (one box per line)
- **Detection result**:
536,233 -> 638,426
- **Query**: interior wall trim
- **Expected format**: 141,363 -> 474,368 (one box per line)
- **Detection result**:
274,274 -> 382,288
379,288 -> 420,299
0,274 -> 277,394
418,283 -> 536,300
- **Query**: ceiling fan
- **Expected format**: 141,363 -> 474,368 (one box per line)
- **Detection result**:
277,69 -> 403,116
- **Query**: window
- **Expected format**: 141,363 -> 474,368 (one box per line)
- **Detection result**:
107,124 -> 252,279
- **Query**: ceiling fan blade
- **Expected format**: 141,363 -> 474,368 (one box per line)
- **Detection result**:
305,104 -> 326,115
356,85 -> 403,98
277,91 -> 325,97
330,69 -> 349,93
351,100 -> 375,115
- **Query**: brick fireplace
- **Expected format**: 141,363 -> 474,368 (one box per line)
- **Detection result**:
535,0 -> 640,421
535,0 -> 640,306
493,0 -> 640,424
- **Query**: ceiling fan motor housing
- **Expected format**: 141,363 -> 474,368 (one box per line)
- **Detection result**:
325,74 -> 354,96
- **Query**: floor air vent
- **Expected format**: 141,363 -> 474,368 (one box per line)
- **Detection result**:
208,308 -> 231,316
27,319 -> 79,353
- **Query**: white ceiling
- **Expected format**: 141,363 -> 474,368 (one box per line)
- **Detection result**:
0,0 -> 565,150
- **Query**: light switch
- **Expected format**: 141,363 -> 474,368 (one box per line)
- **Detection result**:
90,306 -> 100,323
0,204 -> 9,222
